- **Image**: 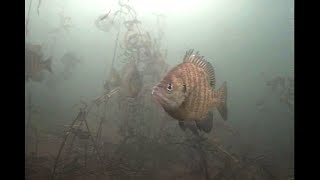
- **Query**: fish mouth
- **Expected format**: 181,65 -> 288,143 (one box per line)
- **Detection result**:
151,86 -> 161,100
152,85 -> 180,112
152,86 -> 168,105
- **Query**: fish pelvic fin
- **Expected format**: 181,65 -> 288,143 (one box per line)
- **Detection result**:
196,111 -> 213,133
216,81 -> 228,121
178,121 -> 199,136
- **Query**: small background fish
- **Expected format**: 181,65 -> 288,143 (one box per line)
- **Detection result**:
25,44 -> 52,82
60,52 -> 81,80
120,60 -> 143,98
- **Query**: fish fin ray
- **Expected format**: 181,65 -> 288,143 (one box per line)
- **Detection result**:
216,82 -> 228,121
183,49 -> 216,88
196,112 -> 213,133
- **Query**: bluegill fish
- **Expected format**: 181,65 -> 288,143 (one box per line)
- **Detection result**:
152,49 -> 227,134
25,45 -> 52,82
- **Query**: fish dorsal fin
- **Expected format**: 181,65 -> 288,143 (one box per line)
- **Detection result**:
183,49 -> 216,88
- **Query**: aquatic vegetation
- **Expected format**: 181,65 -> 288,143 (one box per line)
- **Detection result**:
257,74 -> 294,115
25,0 -> 293,179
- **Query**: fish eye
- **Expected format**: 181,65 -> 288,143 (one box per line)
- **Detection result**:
167,83 -> 173,92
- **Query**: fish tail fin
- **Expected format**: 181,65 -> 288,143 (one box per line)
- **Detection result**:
44,57 -> 52,73
217,81 -> 228,121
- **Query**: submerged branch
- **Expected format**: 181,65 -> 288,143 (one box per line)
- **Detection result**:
26,0 -> 33,36
37,0 -> 41,15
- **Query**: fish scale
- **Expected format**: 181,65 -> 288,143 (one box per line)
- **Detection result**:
181,63 -> 211,120
190,63 -> 201,116
187,63 -> 197,112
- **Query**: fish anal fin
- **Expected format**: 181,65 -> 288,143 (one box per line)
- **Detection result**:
178,121 -> 199,135
196,111 -> 213,133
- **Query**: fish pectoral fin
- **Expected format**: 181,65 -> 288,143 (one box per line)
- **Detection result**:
196,112 -> 213,133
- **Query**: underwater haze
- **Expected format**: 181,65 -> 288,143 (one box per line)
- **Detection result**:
25,0 -> 294,179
